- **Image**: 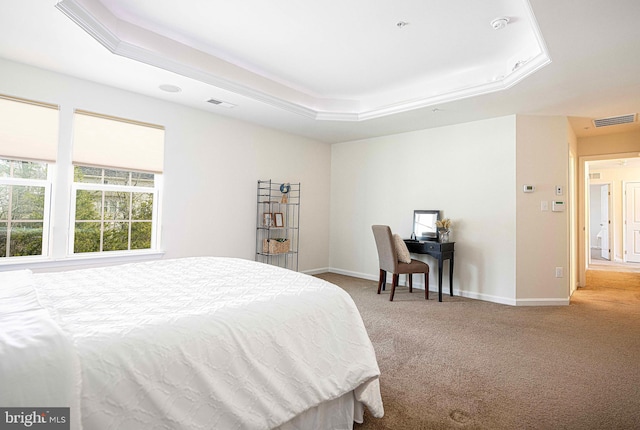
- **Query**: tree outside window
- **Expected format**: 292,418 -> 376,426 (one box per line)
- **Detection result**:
0,158 -> 49,258
72,165 -> 156,254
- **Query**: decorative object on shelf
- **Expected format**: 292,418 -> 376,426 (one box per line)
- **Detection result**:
280,182 -> 290,203
438,229 -> 450,243
262,238 -> 290,254
436,218 -> 452,243
274,212 -> 284,227
263,212 -> 273,227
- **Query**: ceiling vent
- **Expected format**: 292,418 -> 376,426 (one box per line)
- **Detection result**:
207,98 -> 236,109
592,113 -> 636,128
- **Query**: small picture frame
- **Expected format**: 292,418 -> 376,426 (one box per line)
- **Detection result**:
274,212 -> 284,228
263,212 -> 273,227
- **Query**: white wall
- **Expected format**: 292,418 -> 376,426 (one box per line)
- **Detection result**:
0,58 -> 331,272
330,116 -> 518,303
515,116 -> 570,303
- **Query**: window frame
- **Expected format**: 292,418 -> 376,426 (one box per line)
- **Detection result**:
0,99 -> 166,270
68,166 -> 162,256
0,158 -> 54,260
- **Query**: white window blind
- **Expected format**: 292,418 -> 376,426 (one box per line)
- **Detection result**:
72,110 -> 165,173
0,95 -> 59,162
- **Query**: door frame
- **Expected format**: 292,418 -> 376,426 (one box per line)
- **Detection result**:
600,182 -> 612,260
588,182 -> 612,261
622,181 -> 640,262
578,152 -> 640,288
569,152 -> 577,296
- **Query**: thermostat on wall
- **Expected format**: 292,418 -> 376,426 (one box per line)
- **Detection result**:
552,201 -> 565,212
523,185 -> 535,193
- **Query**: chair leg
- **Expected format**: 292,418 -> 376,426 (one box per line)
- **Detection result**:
424,271 -> 429,300
408,274 -> 413,293
377,269 -> 385,294
390,273 -> 399,301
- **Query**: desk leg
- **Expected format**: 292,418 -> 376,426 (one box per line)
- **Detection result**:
438,258 -> 443,302
449,255 -> 454,297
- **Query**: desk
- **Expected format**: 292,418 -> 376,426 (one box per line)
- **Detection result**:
404,239 -> 455,302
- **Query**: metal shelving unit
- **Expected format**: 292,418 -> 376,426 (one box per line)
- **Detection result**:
256,180 -> 300,271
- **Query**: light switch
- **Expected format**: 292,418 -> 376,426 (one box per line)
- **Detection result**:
541,201 -> 549,211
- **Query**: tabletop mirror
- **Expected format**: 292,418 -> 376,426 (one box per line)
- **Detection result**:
412,210 -> 441,241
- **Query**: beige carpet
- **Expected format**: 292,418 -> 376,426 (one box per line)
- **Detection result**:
315,273 -> 640,430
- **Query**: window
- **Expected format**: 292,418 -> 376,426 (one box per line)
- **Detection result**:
0,95 -> 58,261
71,166 -> 158,254
0,98 -> 165,265
0,158 -> 52,258
70,110 -> 164,256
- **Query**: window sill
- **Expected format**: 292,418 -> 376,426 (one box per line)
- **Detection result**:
0,250 -> 166,273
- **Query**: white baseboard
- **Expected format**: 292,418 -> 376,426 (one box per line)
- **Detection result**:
328,268 -> 378,282
515,297 -> 570,306
324,267 -> 569,306
456,290 -> 516,305
303,267 -> 330,276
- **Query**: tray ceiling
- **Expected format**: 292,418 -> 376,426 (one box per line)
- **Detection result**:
56,0 -> 551,121
2,0 -> 640,143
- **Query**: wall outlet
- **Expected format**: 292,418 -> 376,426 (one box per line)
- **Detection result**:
555,267 -> 563,278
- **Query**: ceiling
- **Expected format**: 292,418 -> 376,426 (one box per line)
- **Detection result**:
1,0 -> 640,143
589,157 -> 640,170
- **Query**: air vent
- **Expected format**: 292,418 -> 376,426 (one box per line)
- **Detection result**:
206,98 -> 236,109
592,113 -> 636,128
589,173 -> 601,180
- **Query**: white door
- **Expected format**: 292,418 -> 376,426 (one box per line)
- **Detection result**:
625,182 -> 640,263
600,185 -> 610,260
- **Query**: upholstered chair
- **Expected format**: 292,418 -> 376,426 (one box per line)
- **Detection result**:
371,225 -> 430,301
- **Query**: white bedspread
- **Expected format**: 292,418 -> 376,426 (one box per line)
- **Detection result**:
9,257 -> 383,429
0,270 -> 80,421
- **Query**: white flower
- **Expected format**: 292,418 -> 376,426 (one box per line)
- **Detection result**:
435,218 -> 452,230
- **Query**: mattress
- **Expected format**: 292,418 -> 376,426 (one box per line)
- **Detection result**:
0,257 -> 383,429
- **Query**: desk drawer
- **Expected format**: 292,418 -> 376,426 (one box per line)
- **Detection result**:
405,240 -> 437,253
423,242 -> 439,252
404,240 -> 454,253
440,242 -> 455,252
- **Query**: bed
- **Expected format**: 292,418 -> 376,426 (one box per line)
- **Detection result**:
0,257 -> 383,429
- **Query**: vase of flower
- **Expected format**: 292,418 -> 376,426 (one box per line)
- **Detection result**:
438,229 -> 449,243
435,218 -> 452,243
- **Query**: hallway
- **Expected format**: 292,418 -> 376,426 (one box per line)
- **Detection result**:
584,265 -> 640,291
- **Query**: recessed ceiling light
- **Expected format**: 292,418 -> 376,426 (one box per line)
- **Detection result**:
159,84 -> 182,93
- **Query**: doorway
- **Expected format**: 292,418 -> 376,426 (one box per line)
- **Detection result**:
585,157 -> 640,272
589,183 -> 610,262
